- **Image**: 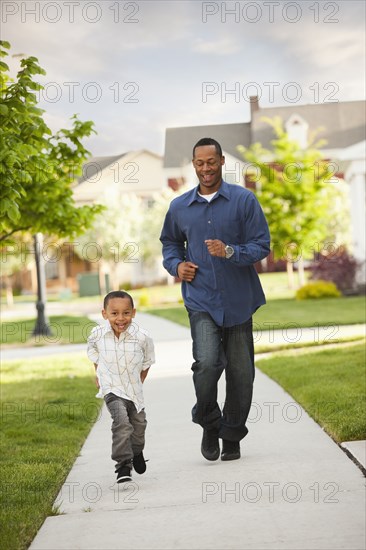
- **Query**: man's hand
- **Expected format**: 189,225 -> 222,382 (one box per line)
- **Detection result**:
205,239 -> 226,257
177,261 -> 199,282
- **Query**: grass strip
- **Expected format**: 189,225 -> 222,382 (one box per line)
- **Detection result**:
147,296 -> 365,329
0,354 -> 101,550
257,343 -> 366,442
1,315 -> 96,346
255,336 -> 365,354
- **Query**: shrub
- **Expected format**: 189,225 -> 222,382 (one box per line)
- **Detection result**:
310,246 -> 359,293
119,282 -> 132,291
138,290 -> 151,307
296,280 -> 341,300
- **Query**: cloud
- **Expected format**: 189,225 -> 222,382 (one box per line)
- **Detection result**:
2,0 -> 364,157
192,37 -> 242,55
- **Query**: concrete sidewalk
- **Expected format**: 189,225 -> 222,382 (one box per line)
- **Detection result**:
28,314 -> 365,550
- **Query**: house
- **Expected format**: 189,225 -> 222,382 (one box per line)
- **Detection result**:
12,150 -> 166,296
71,149 -> 167,291
74,150 -> 164,206
164,98 -> 366,286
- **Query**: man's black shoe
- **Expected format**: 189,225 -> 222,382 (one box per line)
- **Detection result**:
116,461 -> 132,483
133,451 -> 146,474
221,440 -> 240,461
201,429 -> 220,461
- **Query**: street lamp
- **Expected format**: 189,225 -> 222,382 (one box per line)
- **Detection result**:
32,232 -> 52,337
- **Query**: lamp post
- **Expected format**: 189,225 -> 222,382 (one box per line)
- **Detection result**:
32,232 -> 52,337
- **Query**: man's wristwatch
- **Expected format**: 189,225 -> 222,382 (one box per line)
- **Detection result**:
225,245 -> 234,259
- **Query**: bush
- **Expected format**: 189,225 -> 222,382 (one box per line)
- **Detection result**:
119,282 -> 132,291
138,290 -> 151,307
310,247 -> 359,293
296,280 -> 341,300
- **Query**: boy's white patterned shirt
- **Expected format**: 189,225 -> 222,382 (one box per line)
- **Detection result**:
87,320 -> 155,412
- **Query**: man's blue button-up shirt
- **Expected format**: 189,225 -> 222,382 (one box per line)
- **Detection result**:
160,181 -> 271,327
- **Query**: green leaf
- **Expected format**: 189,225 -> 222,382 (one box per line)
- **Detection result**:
0,103 -> 9,116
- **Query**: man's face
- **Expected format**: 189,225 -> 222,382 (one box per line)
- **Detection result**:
102,297 -> 136,336
192,145 -> 225,194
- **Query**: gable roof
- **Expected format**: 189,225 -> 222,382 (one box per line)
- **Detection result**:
252,100 -> 366,149
164,122 -> 251,167
77,154 -> 125,185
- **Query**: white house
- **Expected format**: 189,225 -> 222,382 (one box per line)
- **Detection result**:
74,149 -> 164,205
71,149 -> 167,290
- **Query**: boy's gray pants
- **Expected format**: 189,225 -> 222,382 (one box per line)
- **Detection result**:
104,393 -> 147,468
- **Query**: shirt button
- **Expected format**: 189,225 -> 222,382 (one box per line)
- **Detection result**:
208,220 -> 211,224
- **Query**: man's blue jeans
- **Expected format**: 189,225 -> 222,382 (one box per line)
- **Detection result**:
187,310 -> 254,442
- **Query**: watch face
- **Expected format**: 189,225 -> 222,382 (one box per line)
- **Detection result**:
225,246 -> 234,258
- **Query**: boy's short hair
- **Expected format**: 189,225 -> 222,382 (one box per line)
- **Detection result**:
103,290 -> 134,309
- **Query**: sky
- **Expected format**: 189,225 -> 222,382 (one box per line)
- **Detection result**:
3,0 -> 366,157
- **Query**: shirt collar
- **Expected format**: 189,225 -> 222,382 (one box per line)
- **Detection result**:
187,180 -> 231,206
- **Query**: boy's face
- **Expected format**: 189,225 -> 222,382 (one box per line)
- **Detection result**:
102,297 -> 136,336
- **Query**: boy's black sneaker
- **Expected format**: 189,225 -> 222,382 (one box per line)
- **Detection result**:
116,461 -> 132,483
221,440 -> 240,461
201,428 -> 220,461
133,451 -> 147,474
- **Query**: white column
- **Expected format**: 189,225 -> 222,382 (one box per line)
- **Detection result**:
347,161 -> 366,285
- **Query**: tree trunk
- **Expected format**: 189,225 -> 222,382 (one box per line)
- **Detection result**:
98,262 -> 107,295
109,262 -> 118,291
297,256 -> 306,287
6,276 -> 14,306
287,261 -> 295,289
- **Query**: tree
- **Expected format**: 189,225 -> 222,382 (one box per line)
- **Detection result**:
0,235 -> 33,305
239,117 -> 344,288
0,41 -> 103,334
0,41 -> 102,243
74,191 -> 144,291
140,185 -> 186,264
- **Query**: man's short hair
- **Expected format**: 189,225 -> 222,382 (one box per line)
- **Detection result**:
193,138 -> 223,158
103,290 -> 134,309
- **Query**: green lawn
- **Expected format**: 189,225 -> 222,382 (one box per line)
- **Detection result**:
1,315 -> 96,346
1,341 -> 364,550
1,354 -> 101,550
257,343 -> 366,442
1,271 -> 298,309
2,296 -> 364,348
254,296 -> 365,328
147,296 -> 366,330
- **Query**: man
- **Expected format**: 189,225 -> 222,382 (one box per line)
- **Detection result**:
160,137 -> 270,461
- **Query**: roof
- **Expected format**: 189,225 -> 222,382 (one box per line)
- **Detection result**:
164,122 -> 251,167
77,154 -> 125,185
164,100 -> 365,168
252,100 -> 366,149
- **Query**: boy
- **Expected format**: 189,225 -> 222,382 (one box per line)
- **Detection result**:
87,290 -> 155,483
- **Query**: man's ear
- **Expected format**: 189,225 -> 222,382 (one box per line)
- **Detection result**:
132,308 -> 136,318
102,309 -> 107,319
221,156 -> 225,166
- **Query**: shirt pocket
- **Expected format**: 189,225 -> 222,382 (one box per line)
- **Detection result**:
220,216 -> 244,243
